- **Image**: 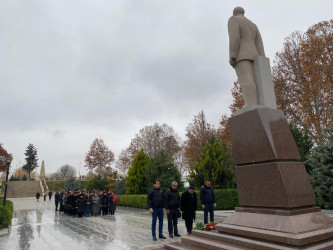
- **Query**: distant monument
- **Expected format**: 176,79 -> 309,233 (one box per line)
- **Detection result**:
228,6 -> 277,112
39,160 -> 46,181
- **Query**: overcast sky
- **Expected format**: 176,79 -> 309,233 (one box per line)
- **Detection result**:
1,0 -> 332,176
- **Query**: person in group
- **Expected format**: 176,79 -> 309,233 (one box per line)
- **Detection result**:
76,193 -> 86,218
91,192 -> 100,216
147,180 -> 166,241
112,191 -> 118,214
108,191 -> 114,215
48,191 -> 53,201
43,192 -> 47,201
165,181 -> 181,238
181,186 -> 197,235
54,191 -> 60,211
101,192 -> 109,216
200,180 -> 216,224
36,191 -> 41,202
59,192 -> 65,213
85,193 -> 92,217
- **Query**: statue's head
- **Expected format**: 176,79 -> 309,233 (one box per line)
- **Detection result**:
233,6 -> 245,16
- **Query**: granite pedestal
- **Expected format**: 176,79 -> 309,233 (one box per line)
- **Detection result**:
214,108 -> 333,249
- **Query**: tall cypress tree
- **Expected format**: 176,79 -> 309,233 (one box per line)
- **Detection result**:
308,123 -> 333,208
188,135 -> 236,189
289,124 -> 313,173
125,149 -> 150,194
146,151 -> 182,191
22,144 -> 38,180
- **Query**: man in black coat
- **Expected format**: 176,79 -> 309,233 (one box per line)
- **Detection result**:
48,191 -> 53,201
76,194 -> 86,218
165,181 -> 181,238
101,192 -> 109,216
181,186 -> 197,234
54,191 -> 60,211
36,192 -> 40,202
200,180 -> 216,224
147,180 -> 166,241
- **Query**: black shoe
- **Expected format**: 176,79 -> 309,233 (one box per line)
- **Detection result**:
159,235 -> 166,239
187,231 -> 192,235
169,234 -> 173,238
153,237 -> 157,241
174,233 -> 181,237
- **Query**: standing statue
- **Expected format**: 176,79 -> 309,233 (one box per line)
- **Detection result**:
228,7 -> 265,108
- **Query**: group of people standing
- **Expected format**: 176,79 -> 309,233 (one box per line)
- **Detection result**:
44,190 -> 118,217
35,191 -> 53,202
147,179 -> 216,241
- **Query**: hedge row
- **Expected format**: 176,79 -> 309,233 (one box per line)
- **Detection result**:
46,180 -> 88,191
0,199 -> 14,229
117,189 -> 238,210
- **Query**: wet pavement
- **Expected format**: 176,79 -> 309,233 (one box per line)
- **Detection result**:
0,198 -> 231,250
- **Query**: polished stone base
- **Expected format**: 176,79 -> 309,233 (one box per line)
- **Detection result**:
178,229 -> 333,249
217,207 -> 333,247
236,162 -> 315,208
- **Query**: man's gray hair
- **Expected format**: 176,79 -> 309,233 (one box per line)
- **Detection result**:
171,181 -> 178,186
233,6 -> 245,16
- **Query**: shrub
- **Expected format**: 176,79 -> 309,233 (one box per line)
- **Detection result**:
0,199 -> 14,229
64,177 -> 81,191
117,189 -> 238,210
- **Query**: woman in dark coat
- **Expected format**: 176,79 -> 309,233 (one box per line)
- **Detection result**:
181,186 -> 197,235
76,194 -> 86,218
85,193 -> 92,217
101,192 -> 109,216
108,192 -> 114,215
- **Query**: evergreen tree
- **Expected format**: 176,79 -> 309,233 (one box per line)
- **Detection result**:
114,178 -> 126,195
146,151 -> 182,191
64,177 -> 81,191
86,175 -> 109,190
188,135 -> 236,189
308,123 -> 333,209
125,149 -> 150,194
289,124 -> 313,173
22,144 -> 38,179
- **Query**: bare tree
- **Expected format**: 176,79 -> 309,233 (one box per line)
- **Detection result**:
58,164 -> 77,179
85,138 -> 115,176
184,111 -> 216,169
116,123 -> 182,173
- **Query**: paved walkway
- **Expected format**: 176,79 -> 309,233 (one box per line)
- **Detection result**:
3,198 -> 333,250
0,198 -> 231,250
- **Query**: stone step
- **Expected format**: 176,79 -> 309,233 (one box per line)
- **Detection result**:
6,181 -> 42,198
181,235 -> 248,250
164,242 -> 202,250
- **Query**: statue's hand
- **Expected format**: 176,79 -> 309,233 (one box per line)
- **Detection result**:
229,58 -> 236,68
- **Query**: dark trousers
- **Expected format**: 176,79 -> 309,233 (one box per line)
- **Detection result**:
109,207 -> 114,215
152,208 -> 164,237
102,207 -> 108,216
185,219 -> 193,233
78,212 -> 84,218
55,201 -> 59,211
204,203 -> 214,224
167,208 -> 178,235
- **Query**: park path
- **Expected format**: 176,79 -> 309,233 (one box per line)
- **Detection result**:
0,197 -> 230,250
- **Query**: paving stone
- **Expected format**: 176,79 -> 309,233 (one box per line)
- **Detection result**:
0,198 -> 228,249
